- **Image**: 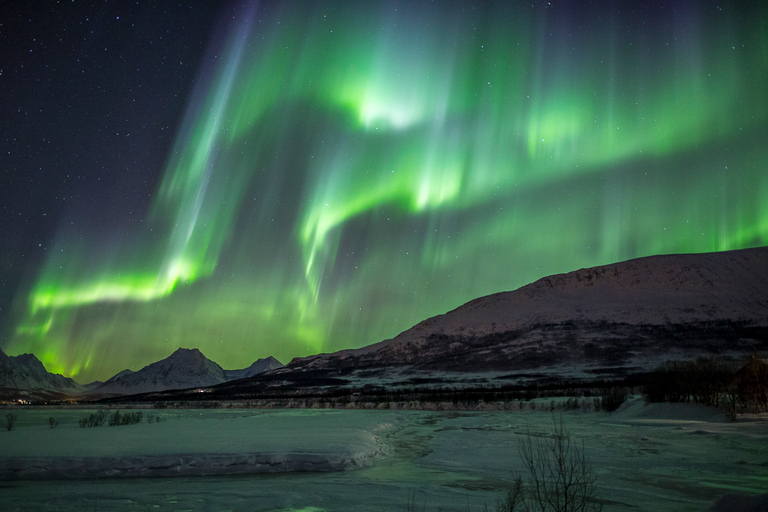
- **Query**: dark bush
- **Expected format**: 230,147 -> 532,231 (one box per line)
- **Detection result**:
5,412 -> 17,431
599,387 -> 628,412
124,411 -> 143,425
109,410 -> 122,426
79,409 -> 109,427
93,409 -> 108,426
563,397 -> 580,410
645,357 -> 736,407
109,410 -> 143,426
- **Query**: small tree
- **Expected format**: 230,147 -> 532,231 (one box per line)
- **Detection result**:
493,417 -> 602,511
5,413 -> 17,431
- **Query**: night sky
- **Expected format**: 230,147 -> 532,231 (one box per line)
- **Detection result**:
2,1 -> 766,384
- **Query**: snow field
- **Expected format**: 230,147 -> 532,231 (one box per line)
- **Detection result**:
0,401 -> 766,511
1,408 -> 389,479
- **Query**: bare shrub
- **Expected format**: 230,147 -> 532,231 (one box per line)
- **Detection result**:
79,409 -> 109,427
488,477 -> 524,512
93,409 -> 108,426
562,397 -> 579,411
493,416 -> 602,511
109,409 -> 122,426
123,411 -> 143,425
5,412 -> 17,431
109,410 -> 143,426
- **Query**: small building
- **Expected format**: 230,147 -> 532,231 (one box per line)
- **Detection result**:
734,357 -> 768,412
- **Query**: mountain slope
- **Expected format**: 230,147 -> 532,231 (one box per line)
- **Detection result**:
224,357 -> 284,380
291,247 -> 768,377
0,348 -> 82,398
0,345 -> 284,399
90,348 -> 227,395
90,350 -> 284,396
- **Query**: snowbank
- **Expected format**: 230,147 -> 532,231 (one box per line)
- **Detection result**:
612,396 -> 729,424
1,407 -> 767,511
0,409 -> 391,480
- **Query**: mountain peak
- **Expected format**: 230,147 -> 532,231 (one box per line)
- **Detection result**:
90,347 -> 225,396
224,356 -> 284,381
0,349 -> 82,397
89,349 -> 284,396
168,347 -> 205,361
172,347 -> 200,354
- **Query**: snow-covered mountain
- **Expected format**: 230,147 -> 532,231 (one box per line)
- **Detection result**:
90,348 -> 227,395
95,369 -> 135,390
224,357 -> 284,381
0,345 -> 283,399
0,348 -> 82,399
89,349 -> 284,396
290,247 -> 768,379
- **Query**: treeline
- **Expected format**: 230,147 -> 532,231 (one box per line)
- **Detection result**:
138,385 -> 632,413
100,373 -> 644,407
645,356 -> 767,414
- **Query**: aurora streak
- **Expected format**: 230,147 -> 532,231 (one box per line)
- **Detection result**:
6,1 -> 768,382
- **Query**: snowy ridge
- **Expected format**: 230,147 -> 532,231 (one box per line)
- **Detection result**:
90,348 -> 228,395
100,369 -> 135,387
0,348 -> 82,395
291,247 -> 768,375
394,246 -> 768,343
0,346 -> 283,399
224,357 -> 284,380
89,349 -> 285,396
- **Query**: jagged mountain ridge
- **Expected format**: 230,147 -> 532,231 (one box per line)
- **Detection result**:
290,247 -> 768,375
89,349 -> 285,396
0,346 -> 284,399
0,348 -> 82,397
90,348 -> 227,395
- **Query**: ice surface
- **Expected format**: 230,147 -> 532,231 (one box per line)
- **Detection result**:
1,402 -> 766,511
0,409 -> 388,479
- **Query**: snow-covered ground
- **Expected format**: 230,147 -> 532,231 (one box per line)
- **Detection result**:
1,400 -> 766,511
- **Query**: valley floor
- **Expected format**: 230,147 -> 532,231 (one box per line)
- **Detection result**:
1,399 -> 767,511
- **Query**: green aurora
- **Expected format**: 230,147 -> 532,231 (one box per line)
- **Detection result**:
8,1 -> 768,382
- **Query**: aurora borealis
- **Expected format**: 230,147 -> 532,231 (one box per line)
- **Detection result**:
2,1 -> 767,383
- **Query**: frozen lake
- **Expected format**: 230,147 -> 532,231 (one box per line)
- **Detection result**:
1,399 -> 767,511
